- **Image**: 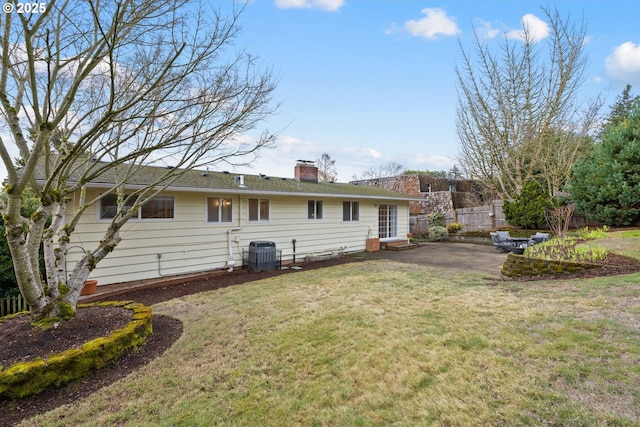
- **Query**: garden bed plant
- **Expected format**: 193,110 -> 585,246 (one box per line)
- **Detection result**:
524,226 -> 609,263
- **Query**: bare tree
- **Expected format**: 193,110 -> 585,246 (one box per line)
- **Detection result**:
546,204 -> 575,239
353,161 -> 405,180
456,7 -> 601,200
0,1 -> 277,321
315,152 -> 338,182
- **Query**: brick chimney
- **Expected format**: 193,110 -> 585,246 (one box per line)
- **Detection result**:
294,160 -> 319,183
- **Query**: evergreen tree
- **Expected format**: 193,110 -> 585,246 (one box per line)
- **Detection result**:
503,180 -> 555,229
606,85 -> 640,128
569,103 -> 640,226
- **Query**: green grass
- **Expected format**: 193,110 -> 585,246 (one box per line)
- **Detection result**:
21,255 -> 640,427
600,230 -> 640,261
24,233 -> 640,426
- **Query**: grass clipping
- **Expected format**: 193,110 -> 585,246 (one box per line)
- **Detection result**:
23,261 -> 640,427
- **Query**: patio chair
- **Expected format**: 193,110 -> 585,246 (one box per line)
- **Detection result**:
492,231 -> 516,252
530,232 -> 550,244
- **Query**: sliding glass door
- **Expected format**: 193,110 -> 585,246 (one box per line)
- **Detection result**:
378,204 -> 398,240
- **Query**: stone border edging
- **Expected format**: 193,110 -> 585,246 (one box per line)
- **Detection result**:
501,253 -> 602,278
0,301 -> 153,399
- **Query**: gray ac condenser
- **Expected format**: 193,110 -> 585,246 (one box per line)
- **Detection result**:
248,241 -> 276,272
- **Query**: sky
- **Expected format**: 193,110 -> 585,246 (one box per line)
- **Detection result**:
225,0 -> 640,181
1,1 -> 640,183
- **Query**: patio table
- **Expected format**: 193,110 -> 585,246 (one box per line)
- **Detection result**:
508,237 -> 530,245
508,237 -> 531,254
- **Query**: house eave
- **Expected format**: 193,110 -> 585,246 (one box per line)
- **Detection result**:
78,181 -> 418,202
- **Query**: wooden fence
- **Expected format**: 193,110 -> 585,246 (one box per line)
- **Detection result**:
0,294 -> 29,317
450,201 -> 507,232
411,200 -> 506,233
411,199 -> 600,234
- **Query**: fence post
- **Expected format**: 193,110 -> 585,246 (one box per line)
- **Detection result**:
1,294 -> 29,317
491,201 -> 496,229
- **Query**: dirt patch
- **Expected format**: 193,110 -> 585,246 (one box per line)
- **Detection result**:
1,306 -> 131,367
355,242 -> 508,278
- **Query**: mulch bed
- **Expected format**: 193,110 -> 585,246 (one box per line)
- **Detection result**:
2,252 -> 640,425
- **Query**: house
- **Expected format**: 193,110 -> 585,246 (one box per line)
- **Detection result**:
350,174 -> 491,229
64,161 -> 415,286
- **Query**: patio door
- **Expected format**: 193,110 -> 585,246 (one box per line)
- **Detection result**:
378,204 -> 398,240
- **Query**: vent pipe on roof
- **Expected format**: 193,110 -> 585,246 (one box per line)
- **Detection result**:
234,175 -> 246,188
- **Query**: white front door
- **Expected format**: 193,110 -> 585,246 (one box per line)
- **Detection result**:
378,204 -> 398,240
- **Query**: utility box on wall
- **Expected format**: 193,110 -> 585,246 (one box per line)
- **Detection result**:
248,241 -> 277,272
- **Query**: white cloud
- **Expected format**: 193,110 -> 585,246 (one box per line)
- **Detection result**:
473,19 -> 500,40
274,0 -> 344,12
506,14 -> 549,43
605,41 -> 640,86
227,132 -> 459,183
230,134 -> 397,181
404,8 -> 460,40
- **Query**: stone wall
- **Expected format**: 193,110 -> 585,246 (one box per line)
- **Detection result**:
501,253 -> 602,278
352,174 -> 420,196
416,191 -> 454,215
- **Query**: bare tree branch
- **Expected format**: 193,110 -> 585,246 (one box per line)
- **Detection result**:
0,0 -> 278,321
456,7 -> 601,199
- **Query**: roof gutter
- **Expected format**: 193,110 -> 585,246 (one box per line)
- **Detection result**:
74,182 -> 418,202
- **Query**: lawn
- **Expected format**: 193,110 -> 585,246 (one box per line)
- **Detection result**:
21,245 -> 640,426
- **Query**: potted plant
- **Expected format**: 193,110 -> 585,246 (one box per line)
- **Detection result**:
80,279 -> 98,296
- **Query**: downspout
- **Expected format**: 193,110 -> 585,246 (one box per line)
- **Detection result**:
226,196 -> 242,272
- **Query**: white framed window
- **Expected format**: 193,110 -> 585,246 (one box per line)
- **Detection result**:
100,194 -> 174,220
307,200 -> 323,220
342,201 -> 360,222
248,198 -> 270,221
207,197 -> 233,223
100,194 -> 136,219
141,196 -> 174,219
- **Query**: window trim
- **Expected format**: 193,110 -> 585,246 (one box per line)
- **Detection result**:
206,196 -> 234,224
248,197 -> 270,222
307,200 -> 324,220
140,195 -> 175,220
99,194 -> 175,221
342,201 -> 360,222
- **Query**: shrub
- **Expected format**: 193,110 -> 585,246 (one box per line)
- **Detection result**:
446,223 -> 464,234
428,226 -> 449,241
503,180 -> 555,229
425,212 -> 445,228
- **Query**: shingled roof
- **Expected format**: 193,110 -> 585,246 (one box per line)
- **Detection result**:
71,163 -> 416,201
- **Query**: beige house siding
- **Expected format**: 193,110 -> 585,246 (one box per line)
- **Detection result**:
66,189 -> 409,285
